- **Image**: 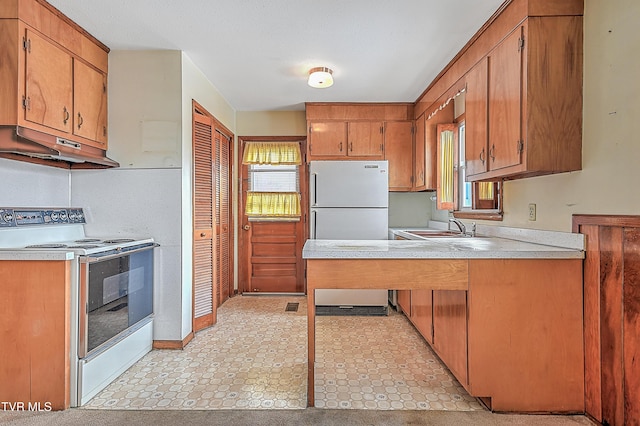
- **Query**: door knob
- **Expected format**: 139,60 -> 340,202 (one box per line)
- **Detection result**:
243,224 -> 251,231
200,232 -> 206,237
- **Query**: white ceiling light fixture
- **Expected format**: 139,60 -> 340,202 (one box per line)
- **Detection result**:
307,67 -> 334,88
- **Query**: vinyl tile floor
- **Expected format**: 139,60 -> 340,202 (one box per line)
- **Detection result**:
83,295 -> 483,411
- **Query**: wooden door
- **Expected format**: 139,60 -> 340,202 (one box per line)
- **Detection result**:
573,215 -> 640,426
488,26 -> 523,171
385,121 -> 414,191
348,121 -> 383,157
24,29 -> 73,133
239,138 -> 307,294
413,114 -> 426,190
308,121 -> 346,157
73,59 -> 107,146
214,127 -> 233,306
465,57 -> 488,177
192,109 -> 216,331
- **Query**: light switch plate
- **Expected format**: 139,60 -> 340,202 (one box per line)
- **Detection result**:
528,203 -> 536,221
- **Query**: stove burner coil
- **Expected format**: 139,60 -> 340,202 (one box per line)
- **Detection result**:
102,239 -> 135,244
75,238 -> 101,243
68,245 -> 101,249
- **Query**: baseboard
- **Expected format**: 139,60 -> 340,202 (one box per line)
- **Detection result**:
153,332 -> 194,350
316,305 -> 389,316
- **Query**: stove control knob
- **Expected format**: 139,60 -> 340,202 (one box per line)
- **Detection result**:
51,211 -> 59,221
2,212 -> 13,223
60,210 -> 68,220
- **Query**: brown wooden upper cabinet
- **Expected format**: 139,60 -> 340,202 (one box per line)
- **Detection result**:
385,121 -> 414,191
0,0 -> 110,150
306,103 -> 413,164
464,17 -> 583,181
73,60 -> 108,146
23,29 -> 74,135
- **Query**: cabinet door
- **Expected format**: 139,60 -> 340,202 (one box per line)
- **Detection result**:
413,114 -> 426,190
488,27 -> 523,171
385,121 -> 414,191
24,29 -> 73,133
73,59 -> 107,146
397,289 -> 411,316
433,290 -> 468,385
347,121 -> 383,157
465,58 -> 489,177
308,121 -> 347,157
411,289 -> 433,344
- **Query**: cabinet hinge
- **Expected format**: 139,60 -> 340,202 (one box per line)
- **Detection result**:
21,96 -> 29,110
517,140 -> 524,153
103,83 -> 107,93
308,125 -> 312,133
380,125 -> 384,134
517,36 -> 525,52
22,37 -> 31,53
380,143 -> 384,152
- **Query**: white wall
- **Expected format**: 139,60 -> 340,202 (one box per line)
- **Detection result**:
107,51 -> 183,169
0,159 -> 70,207
180,52 -> 237,339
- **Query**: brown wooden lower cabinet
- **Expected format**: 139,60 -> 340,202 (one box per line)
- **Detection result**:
396,289 -> 411,317
433,290 -> 467,386
401,258 -> 584,412
410,289 -> 433,345
0,260 -> 71,410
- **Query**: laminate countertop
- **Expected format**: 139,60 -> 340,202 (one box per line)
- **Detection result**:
302,235 -> 585,260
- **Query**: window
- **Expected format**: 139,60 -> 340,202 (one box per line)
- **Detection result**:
437,120 -> 502,220
242,142 -> 303,221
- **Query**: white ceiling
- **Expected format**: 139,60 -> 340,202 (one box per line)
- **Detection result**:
47,0 -> 505,111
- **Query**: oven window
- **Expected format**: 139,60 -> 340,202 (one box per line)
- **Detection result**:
87,249 -> 153,354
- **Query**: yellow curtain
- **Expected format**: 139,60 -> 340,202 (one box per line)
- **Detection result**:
440,130 -> 454,203
242,142 -> 302,165
478,182 -> 495,200
245,192 -> 301,219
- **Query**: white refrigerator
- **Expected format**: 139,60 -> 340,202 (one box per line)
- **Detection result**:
309,160 -> 389,311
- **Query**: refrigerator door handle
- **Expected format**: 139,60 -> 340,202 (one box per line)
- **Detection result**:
311,172 -> 318,206
310,210 -> 317,239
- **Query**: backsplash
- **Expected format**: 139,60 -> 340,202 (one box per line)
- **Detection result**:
0,158 -> 70,206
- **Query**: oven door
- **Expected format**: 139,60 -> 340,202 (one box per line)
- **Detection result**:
78,244 -> 156,358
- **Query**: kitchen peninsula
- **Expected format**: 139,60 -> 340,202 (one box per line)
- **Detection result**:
303,231 -> 585,412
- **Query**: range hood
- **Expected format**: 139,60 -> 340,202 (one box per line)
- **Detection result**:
0,126 -> 119,169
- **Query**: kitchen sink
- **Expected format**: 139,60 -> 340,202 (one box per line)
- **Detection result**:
401,230 -> 486,239
405,230 -> 464,237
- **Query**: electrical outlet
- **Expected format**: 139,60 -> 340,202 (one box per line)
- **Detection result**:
528,203 -> 536,221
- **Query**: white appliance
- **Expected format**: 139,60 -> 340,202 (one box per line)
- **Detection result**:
309,160 -> 389,313
0,207 -> 156,407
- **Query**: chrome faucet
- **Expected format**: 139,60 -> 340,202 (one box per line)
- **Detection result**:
449,218 -> 466,235
449,219 -> 477,237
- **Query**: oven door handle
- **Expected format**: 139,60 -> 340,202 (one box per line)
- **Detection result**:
79,243 -> 159,263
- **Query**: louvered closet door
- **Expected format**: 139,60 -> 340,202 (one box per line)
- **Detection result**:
215,129 -> 232,306
193,113 -> 216,331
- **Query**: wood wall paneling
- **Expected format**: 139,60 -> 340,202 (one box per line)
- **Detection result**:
623,228 -> 640,424
599,226 -> 625,426
582,224 -> 602,421
573,214 -> 640,426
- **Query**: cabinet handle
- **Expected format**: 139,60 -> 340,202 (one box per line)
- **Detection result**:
479,148 -> 485,165
489,144 -> 496,162
77,113 -> 83,129
349,142 -> 353,152
200,232 -> 206,237
339,142 -> 343,152
63,107 -> 69,124
103,126 -> 107,137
